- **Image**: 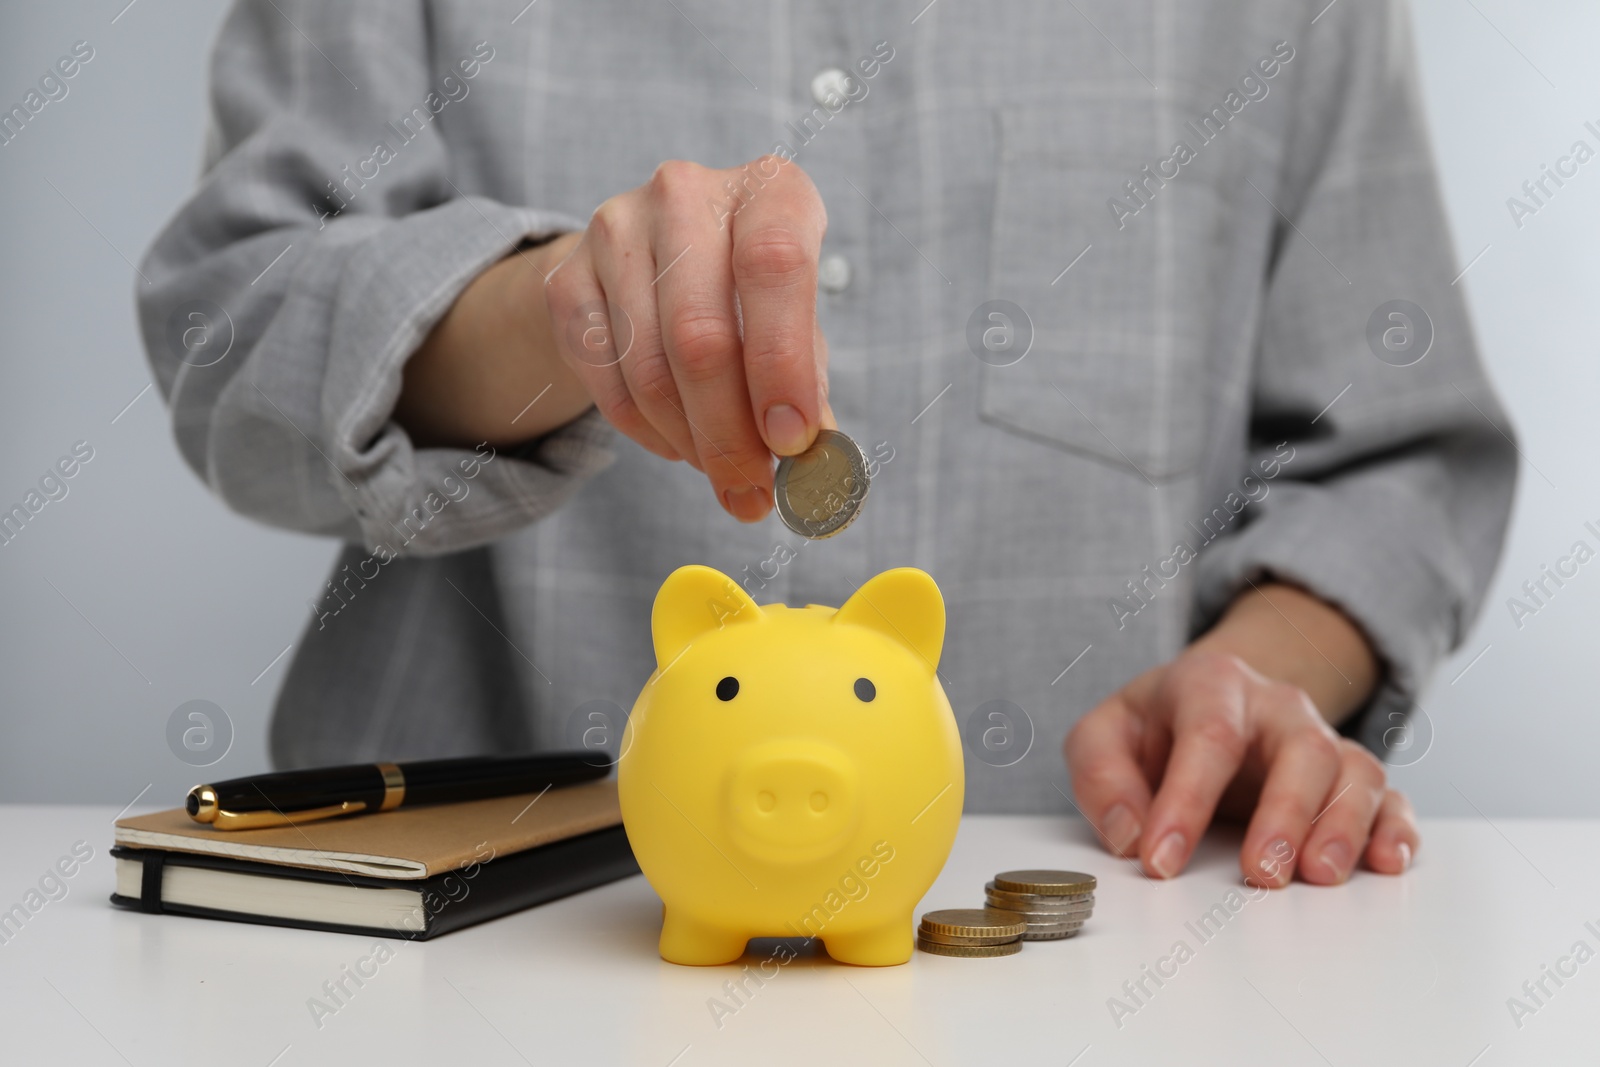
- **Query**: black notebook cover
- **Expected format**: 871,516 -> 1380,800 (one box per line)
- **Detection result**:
110,824 -> 638,940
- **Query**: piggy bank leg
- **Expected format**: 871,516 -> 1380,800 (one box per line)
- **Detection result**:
659,909 -> 749,966
822,918 -> 915,967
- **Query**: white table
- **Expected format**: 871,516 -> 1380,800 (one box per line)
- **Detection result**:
0,807 -> 1594,1065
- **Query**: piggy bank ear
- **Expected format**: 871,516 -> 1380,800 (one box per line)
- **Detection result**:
832,568 -> 944,674
651,565 -> 763,667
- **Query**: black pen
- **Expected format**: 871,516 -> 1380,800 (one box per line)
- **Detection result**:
186,752 -> 608,830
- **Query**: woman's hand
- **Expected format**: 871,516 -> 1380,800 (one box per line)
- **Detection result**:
1065,583 -> 1419,886
542,156 -> 833,523
397,155 -> 833,525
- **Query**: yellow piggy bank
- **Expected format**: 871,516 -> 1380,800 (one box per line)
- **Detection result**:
618,565 -> 965,966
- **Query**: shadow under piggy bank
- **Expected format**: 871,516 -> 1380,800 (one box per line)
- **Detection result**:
618,565 -> 965,966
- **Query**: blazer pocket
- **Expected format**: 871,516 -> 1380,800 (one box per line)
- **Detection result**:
978,103 -> 1223,481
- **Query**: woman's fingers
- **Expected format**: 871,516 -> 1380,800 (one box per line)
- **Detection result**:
551,155 -> 830,521
1363,788 -> 1420,875
647,161 -> 773,521
1299,741 -> 1389,885
544,237 -> 681,463
1237,694 -> 1343,886
1070,642 -> 1419,888
729,157 -> 827,458
814,320 -> 836,431
584,192 -> 702,470
1137,655 -> 1255,878
1065,698 -> 1154,858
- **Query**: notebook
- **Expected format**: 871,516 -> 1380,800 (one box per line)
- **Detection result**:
110,780 -> 638,939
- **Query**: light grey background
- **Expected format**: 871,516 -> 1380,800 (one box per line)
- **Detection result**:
1,0 -> 1595,814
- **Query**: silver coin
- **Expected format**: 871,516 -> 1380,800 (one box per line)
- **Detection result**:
1022,927 -> 1084,941
985,893 -> 1093,914
988,903 -> 1093,921
773,429 -> 870,539
985,895 -> 1092,908
985,888 -> 1094,907
984,883 -> 1094,906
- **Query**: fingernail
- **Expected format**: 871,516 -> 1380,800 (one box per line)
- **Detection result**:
1396,841 -> 1412,873
763,403 -> 810,455
1149,831 -> 1187,879
1102,804 -> 1141,856
1319,840 -> 1353,883
1255,838 -> 1293,886
722,486 -> 770,522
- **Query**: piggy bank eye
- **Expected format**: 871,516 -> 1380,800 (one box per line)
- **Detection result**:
716,676 -> 740,701
854,678 -> 876,702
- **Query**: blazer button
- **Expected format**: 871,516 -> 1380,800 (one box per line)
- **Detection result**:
810,68 -> 853,106
818,253 -> 852,294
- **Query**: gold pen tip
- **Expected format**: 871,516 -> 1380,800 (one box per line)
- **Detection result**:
187,785 -> 218,823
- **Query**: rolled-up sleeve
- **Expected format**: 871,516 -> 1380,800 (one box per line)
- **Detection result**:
1192,0 -> 1518,751
136,0 -> 613,556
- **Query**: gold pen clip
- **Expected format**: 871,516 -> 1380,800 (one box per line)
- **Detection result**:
187,763 -> 403,830
209,800 -> 368,830
186,785 -> 369,830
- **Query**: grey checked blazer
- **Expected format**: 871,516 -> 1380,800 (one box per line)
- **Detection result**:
138,0 -> 1515,812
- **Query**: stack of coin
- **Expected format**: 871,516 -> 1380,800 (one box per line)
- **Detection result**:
915,908 -> 1027,957
984,870 -> 1096,941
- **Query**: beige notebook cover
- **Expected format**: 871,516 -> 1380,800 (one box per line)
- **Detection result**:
113,780 -> 622,880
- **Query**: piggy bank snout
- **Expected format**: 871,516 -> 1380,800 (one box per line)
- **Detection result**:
725,742 -> 860,863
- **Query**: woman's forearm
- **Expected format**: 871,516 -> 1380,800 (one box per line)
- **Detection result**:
1191,581 -> 1381,725
394,233 -> 591,449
